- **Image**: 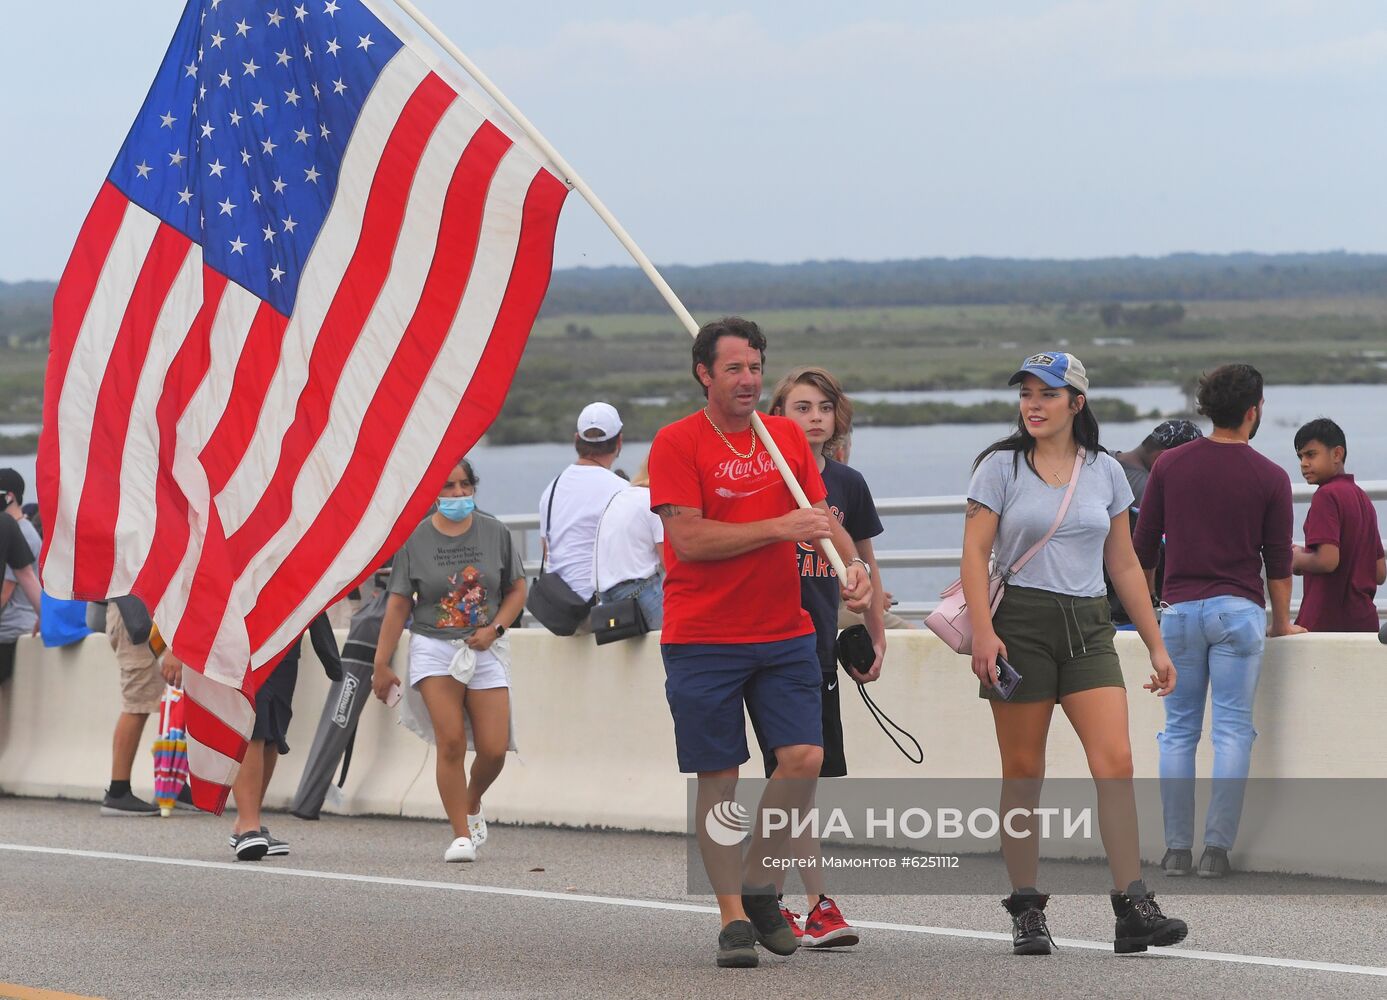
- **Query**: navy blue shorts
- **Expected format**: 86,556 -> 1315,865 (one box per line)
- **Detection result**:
661,634 -> 823,773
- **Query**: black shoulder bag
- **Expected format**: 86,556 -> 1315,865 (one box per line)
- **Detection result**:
525,471 -> 595,636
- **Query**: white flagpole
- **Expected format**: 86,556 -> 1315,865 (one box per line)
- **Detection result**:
390,0 -> 849,580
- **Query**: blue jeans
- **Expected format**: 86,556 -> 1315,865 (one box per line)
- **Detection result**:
1157,596 -> 1265,851
597,574 -> 663,630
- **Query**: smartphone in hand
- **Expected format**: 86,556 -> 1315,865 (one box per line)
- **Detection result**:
994,655 -> 1022,700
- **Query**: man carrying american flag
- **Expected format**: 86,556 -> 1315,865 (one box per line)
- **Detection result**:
40,0 -> 570,811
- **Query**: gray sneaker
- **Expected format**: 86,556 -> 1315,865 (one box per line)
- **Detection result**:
741,884 -> 800,956
100,789 -> 159,817
1197,846 -> 1231,879
716,920 -> 759,968
1161,848 -> 1193,877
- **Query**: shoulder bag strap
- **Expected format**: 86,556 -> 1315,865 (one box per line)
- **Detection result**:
590,489 -> 623,592
540,470 -> 564,573
1005,447 -> 1086,579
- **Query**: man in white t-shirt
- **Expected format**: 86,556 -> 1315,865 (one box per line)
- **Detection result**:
537,403 -> 629,612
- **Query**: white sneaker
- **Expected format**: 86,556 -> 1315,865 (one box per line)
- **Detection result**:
444,836 -> 476,863
467,812 -> 488,848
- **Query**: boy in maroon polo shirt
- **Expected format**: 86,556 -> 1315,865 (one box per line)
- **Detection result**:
1292,418 -> 1386,632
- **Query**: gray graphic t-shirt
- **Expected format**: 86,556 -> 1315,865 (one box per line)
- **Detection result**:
388,513 -> 523,640
968,450 -> 1134,598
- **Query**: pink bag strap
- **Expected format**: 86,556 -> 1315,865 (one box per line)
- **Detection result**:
1004,447 -> 1085,580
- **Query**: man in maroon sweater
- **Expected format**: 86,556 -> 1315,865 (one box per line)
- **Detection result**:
1132,364 -> 1304,880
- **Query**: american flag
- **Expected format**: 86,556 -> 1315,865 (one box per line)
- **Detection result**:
38,0 -> 569,812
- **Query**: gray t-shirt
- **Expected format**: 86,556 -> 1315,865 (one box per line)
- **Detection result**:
968,450 -> 1134,598
1,517 -> 42,642
387,513 -> 524,641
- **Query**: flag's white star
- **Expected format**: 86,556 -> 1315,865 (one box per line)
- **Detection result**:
208,158 -> 225,177
160,111 -> 176,128
199,83 -> 207,100
218,69 -> 231,88
135,160 -> 152,179
323,0 -> 339,15
240,147 -> 252,165
168,149 -> 186,166
272,175 -> 287,194
261,136 -> 278,155
198,46 -> 204,62
210,30 -> 225,49
311,82 -> 320,99
211,0 -> 222,9
184,62 -> 198,78
281,215 -> 298,234
294,3 -> 308,21
293,126 -> 310,144
251,98 -> 268,116
177,187 -> 194,205
332,77 -> 346,94
325,37 -> 341,56
304,164 -> 321,183
243,58 -> 260,77
235,18 -> 251,36
276,48 -> 292,67
270,264 -> 285,282
263,224 -> 277,242
304,42 -> 313,60
319,122 -> 331,139
218,197 -> 237,216
284,88 -> 300,106
251,186 -> 262,203
229,235 -> 247,254
357,33 -> 374,51
229,108 -> 243,126
201,121 -> 215,139
267,8 -> 284,26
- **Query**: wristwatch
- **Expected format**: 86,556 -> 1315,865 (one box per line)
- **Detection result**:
493,624 -> 507,637
850,556 -> 871,577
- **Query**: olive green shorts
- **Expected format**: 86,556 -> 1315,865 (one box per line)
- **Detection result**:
980,585 -> 1125,703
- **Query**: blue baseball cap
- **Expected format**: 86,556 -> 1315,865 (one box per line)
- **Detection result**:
1008,351 -> 1089,394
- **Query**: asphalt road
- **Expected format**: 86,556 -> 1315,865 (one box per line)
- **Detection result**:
1,797 -> 1384,1000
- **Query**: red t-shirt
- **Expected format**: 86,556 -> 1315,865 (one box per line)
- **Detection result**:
1296,473 -> 1384,632
649,411 -> 827,645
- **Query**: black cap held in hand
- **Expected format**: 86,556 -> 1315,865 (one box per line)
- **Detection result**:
835,624 -> 875,673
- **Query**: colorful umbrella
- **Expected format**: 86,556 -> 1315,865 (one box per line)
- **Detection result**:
152,684 -> 189,817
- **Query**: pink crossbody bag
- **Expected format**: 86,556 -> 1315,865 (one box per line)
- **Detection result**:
925,448 -> 1085,655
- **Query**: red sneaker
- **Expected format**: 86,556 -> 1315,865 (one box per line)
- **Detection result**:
803,896 -> 859,948
778,900 -> 804,939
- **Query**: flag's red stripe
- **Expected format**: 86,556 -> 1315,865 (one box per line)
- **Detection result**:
243,123 -> 514,647
71,226 -> 193,599
337,169 -> 571,622
131,268 -> 228,607
175,73 -> 456,670
38,182 -> 129,572
183,693 -> 251,764
199,302 -> 291,496
188,775 -> 230,815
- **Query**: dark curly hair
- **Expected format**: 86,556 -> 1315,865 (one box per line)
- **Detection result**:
691,316 -> 767,398
1196,364 -> 1263,430
1293,417 -> 1347,459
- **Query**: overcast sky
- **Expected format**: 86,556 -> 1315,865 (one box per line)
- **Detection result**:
3,0 -> 1384,281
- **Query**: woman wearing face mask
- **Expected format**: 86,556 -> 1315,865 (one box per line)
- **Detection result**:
372,458 -> 526,862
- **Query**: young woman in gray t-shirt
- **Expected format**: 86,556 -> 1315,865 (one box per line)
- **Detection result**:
959,352 -> 1186,957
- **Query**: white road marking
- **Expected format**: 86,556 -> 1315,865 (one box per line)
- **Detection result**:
2,842 -> 1384,979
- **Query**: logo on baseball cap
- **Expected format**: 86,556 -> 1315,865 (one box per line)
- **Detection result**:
576,401 -> 623,442
1008,352 -> 1089,394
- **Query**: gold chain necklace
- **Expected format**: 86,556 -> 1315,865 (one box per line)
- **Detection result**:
703,408 -> 757,459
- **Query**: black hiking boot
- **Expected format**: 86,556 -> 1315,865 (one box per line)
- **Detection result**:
1112,880 -> 1189,954
1002,888 -> 1055,955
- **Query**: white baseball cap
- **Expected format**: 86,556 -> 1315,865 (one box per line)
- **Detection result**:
576,401 -> 622,442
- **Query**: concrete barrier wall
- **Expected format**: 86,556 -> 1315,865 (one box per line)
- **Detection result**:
1,629 -> 1384,878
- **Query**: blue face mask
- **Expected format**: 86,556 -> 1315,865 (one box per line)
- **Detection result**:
437,496 -> 476,522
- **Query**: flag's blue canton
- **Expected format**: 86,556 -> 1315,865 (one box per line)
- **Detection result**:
110,1 -> 403,315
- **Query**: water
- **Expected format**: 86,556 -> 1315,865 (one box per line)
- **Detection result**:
4,383 -> 1383,605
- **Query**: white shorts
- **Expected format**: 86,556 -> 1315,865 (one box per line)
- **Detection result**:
408,633 -> 509,690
